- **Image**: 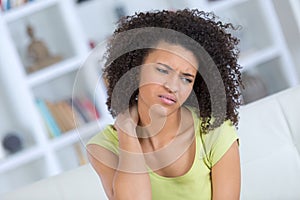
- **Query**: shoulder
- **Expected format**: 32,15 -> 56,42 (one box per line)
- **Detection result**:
199,119 -> 239,168
87,124 -> 119,155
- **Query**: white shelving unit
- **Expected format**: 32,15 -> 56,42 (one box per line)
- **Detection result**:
0,0 -> 113,195
27,56 -> 85,87
201,0 -> 300,100
272,0 -> 300,79
290,0 -> 300,31
0,0 -> 299,196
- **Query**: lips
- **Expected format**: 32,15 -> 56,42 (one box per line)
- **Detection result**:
158,94 -> 177,104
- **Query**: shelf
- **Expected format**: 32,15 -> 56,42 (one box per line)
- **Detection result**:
290,0 -> 300,31
49,118 -> 112,151
187,0 -> 248,12
55,142 -> 88,172
239,46 -> 280,71
206,0 -> 248,12
272,0 -> 300,79
6,2 -> 77,74
27,56 -> 85,87
246,56 -> 290,95
212,0 -> 274,54
0,117 -> 112,174
241,55 -> 291,104
3,0 -> 58,23
0,146 -> 44,174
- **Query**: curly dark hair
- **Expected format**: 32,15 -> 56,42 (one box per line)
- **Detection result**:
103,9 -> 243,132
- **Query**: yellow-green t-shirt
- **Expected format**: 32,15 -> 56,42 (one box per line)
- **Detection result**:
87,108 -> 238,200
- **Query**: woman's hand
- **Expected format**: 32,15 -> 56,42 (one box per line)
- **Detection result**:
114,105 -> 139,138
114,105 -> 146,172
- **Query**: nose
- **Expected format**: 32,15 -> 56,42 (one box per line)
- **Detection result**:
163,75 -> 178,93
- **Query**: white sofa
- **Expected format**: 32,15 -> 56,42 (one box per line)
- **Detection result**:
2,85 -> 300,200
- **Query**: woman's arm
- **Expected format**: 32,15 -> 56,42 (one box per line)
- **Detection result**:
87,145 -> 118,199
211,140 -> 241,200
112,127 -> 151,200
88,107 -> 151,200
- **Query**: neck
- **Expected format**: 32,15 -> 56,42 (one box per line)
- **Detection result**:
137,103 -> 182,149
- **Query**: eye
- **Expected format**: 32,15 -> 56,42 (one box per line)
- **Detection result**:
156,67 -> 168,74
181,77 -> 193,84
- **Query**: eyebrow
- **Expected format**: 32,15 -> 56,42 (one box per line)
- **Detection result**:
157,62 -> 195,78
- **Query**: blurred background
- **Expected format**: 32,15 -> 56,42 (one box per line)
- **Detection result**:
0,0 -> 299,196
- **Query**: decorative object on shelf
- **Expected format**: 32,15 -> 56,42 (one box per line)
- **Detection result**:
0,141 -> 5,160
25,24 -> 62,74
114,4 -> 126,20
2,132 -> 23,154
76,0 -> 91,4
241,72 -> 268,104
89,40 -> 96,49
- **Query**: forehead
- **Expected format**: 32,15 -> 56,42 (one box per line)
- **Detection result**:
143,41 -> 198,72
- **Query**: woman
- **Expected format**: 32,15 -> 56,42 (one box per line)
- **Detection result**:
87,9 -> 242,200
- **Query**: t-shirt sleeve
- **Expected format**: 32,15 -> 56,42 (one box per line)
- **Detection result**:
201,120 -> 239,168
87,125 -> 120,155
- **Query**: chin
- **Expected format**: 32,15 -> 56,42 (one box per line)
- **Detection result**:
150,104 -> 168,116
154,104 -> 181,117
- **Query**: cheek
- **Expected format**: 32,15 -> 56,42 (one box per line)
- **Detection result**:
178,85 -> 194,102
139,72 -> 164,88
138,83 -> 158,96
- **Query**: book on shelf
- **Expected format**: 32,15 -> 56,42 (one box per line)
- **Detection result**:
72,96 -> 100,122
46,100 -> 78,133
36,98 -> 62,138
36,96 -> 101,138
70,98 -> 89,123
1,0 -> 9,11
1,0 -> 34,12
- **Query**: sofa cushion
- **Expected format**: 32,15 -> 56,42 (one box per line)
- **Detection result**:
2,164 -> 107,200
276,86 -> 300,153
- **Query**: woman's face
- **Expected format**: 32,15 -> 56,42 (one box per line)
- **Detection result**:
138,41 -> 198,116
